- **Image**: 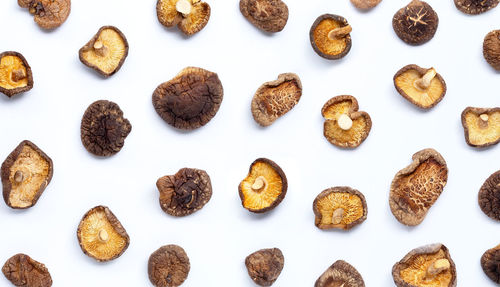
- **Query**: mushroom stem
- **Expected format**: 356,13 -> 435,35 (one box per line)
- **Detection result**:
14,171 -> 24,183
415,68 -> 436,90
186,190 -> 196,208
337,114 -> 353,131
479,114 -> 489,129
11,69 -> 26,82
251,176 -> 267,192
426,259 -> 450,278
176,0 -> 193,16
328,25 -> 352,40
98,229 -> 109,242
93,40 -> 108,57
332,208 -> 344,224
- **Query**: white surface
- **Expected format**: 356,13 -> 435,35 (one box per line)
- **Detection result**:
0,0 -> 499,286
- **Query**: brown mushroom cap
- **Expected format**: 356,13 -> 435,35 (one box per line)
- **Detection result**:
1,140 -> 53,209
392,0 -> 438,45
483,30 -> 500,71
313,187 -> 367,230
156,168 -> 212,217
350,0 -> 382,10
148,245 -> 190,287
315,260 -> 365,287
245,248 -> 284,286
2,253 -> 52,287
251,73 -> 302,127
454,0 -> 499,14
239,158 -> 287,213
240,0 -> 289,33
393,64 -> 446,109
79,26 -> 129,78
321,95 -> 372,149
478,170 -> 500,221
392,243 -> 457,287
389,148 -> 448,226
18,0 -> 71,30
0,51 -> 34,98
156,0 -> 211,35
310,14 -> 352,60
461,107 -> 500,148
481,244 -> 500,284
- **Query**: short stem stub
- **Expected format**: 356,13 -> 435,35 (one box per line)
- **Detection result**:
186,190 -> 196,207
328,25 -> 352,40
479,114 -> 489,129
14,171 -> 24,183
98,229 -> 109,242
338,114 -> 353,131
415,68 -> 436,90
332,208 -> 344,224
11,69 -> 26,82
426,259 -> 450,278
93,40 -> 108,57
251,176 -> 267,192
176,0 -> 192,16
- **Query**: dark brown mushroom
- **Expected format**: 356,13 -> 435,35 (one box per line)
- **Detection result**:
79,26 -> 129,78
481,244 -> 500,284
310,14 -> 352,60
392,243 -> 457,287
18,0 -> 71,30
2,254 -> 52,287
392,0 -> 438,45
239,158 -> 287,213
454,0 -> 499,14
315,260 -> 365,287
156,0 -> 211,35
157,168 -> 212,217
1,140 -> 53,209
240,0 -> 289,33
461,107 -> 500,148
478,170 -> 500,221
148,245 -> 190,287
313,187 -> 367,230
483,30 -> 500,71
152,67 -> 223,130
245,248 -> 284,286
251,73 -> 302,127
0,51 -> 34,98
389,148 -> 448,226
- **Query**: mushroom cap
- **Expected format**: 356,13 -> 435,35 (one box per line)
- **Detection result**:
240,0 -> 289,32
350,0 -> 382,10
392,0 -> 438,45
245,248 -> 284,286
310,14 -> 352,60
461,107 -> 500,148
315,260 -> 365,287
2,254 -> 52,287
0,51 -> 34,98
483,30 -> 500,71
454,0 -> 499,15
481,244 -> 500,284
156,0 -> 211,35
478,170 -> 500,221
148,245 -> 190,287
18,0 -> 71,29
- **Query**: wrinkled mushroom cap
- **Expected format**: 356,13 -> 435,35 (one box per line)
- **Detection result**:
2,253 -> 52,287
1,140 -> 53,209
315,260 -> 365,287
481,244 -> 500,284
245,248 -> 284,286
251,73 -> 302,127
392,0 -> 438,45
156,0 -> 211,35
239,158 -> 287,213
461,107 -> 500,148
483,30 -> 500,71
18,0 -> 71,29
0,51 -> 34,98
478,170 -> 500,221
77,205 -> 130,262
393,64 -> 446,109
389,148 -> 448,226
240,0 -> 289,33
148,245 -> 190,287
350,0 -> 382,10
310,14 -> 352,60
454,0 -> 499,14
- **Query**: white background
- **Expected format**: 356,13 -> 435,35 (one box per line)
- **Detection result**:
0,0 -> 499,286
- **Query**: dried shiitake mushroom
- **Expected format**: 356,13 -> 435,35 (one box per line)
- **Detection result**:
239,158 -> 287,213
1,140 -> 53,209
389,148 -> 448,226
393,0 -> 438,45
152,67 -> 223,130
483,30 -> 500,71
251,73 -> 302,127
240,0 -> 289,33
245,248 -> 284,286
481,244 -> 500,284
315,260 -> 365,287
156,0 -> 210,35
79,26 -> 129,78
321,95 -> 372,149
310,14 -> 352,60
313,187 -> 367,230
80,100 -> 132,157
18,0 -> 70,30
157,168 -> 212,217
350,0 -> 381,10
461,107 -> 500,148
392,243 -> 457,287
2,253 -> 52,287
394,64 -> 446,109
148,245 -> 190,287
0,51 -> 33,98
455,0 -> 499,14
478,170 -> 500,221
77,205 -> 130,262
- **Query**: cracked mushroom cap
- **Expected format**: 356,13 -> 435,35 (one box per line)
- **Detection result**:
18,0 -> 71,30
455,0 -> 499,14
321,95 -> 372,149
350,0 -> 382,10
79,26 -> 129,78
1,140 -> 53,209
148,245 -> 190,287
156,0 -> 211,35
251,73 -> 302,127
461,107 -> 500,148
245,248 -> 284,286
240,0 -> 289,33
394,65 -> 446,109
313,187 -> 367,230
77,205 -> 130,262
2,253 -> 52,287
483,30 -> 500,71
481,244 -> 500,284
315,260 -> 365,287
389,148 -> 448,226
478,170 -> 500,221
392,0 -> 438,45
392,243 -> 457,287
310,14 -> 352,60
0,51 -> 33,98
